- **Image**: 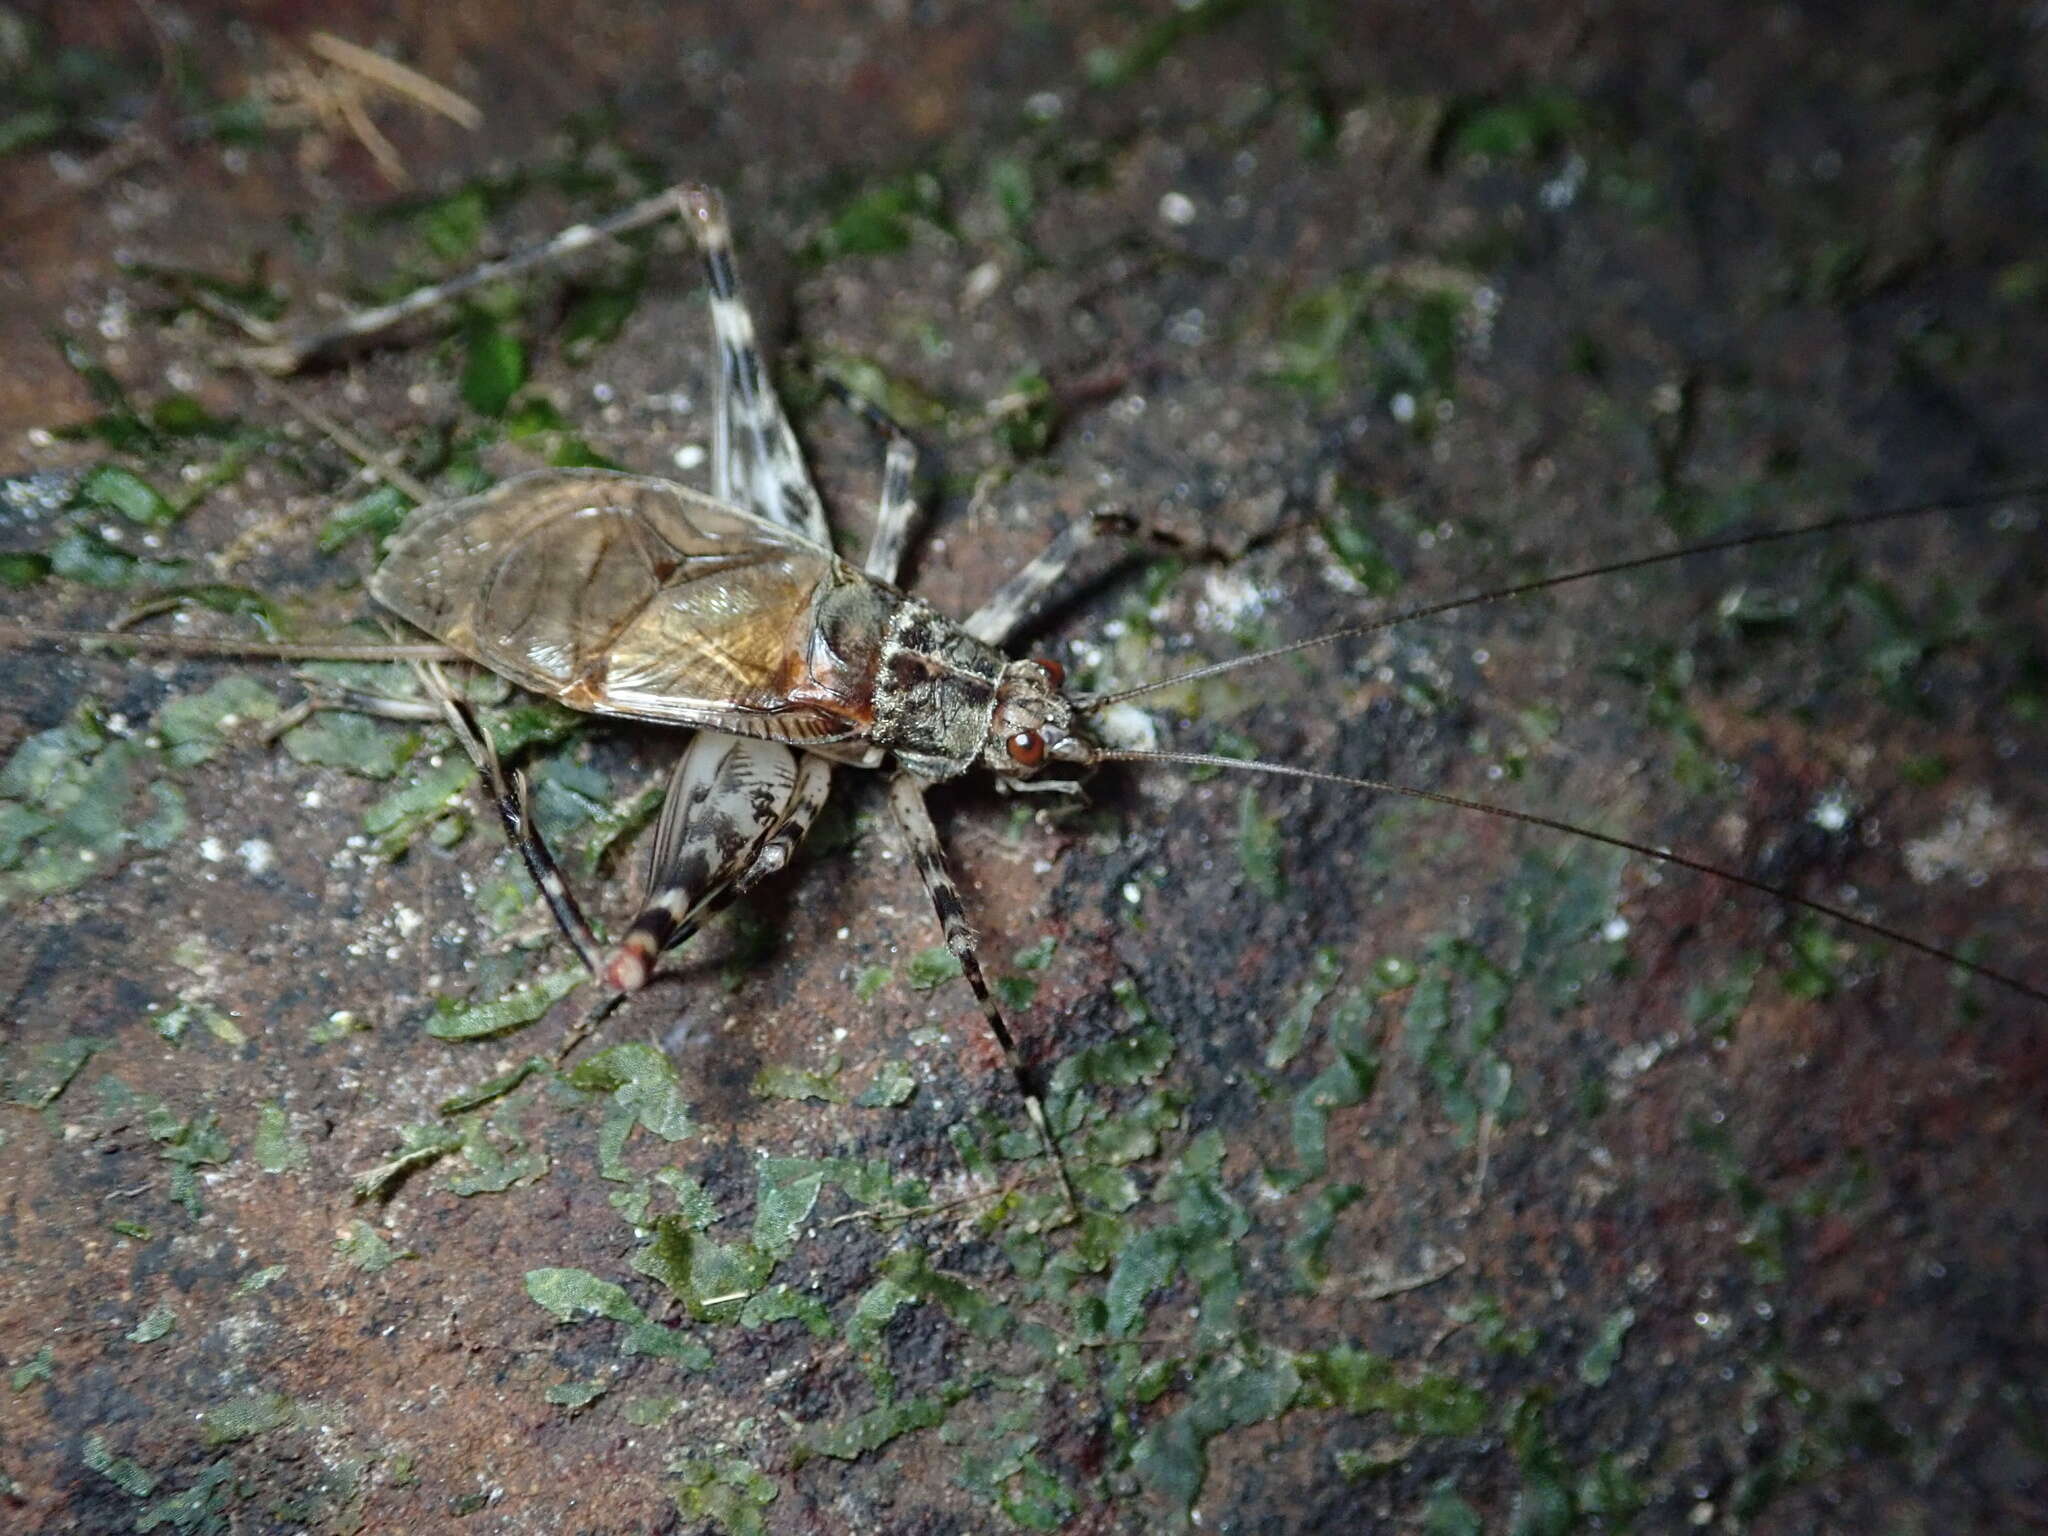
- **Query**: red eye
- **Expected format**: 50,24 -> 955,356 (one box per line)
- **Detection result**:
1006,730 -> 1046,768
1034,657 -> 1065,690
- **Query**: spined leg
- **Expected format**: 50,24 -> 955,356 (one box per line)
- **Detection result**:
864,431 -> 920,584
961,509 -> 1135,646
411,662 -> 608,977
885,773 -> 1076,1214
961,507 -> 1230,647
817,379 -> 923,584
679,186 -> 832,545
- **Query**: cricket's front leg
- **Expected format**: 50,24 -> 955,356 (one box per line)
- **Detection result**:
599,731 -> 831,993
885,773 -> 1077,1215
962,508 -> 1230,647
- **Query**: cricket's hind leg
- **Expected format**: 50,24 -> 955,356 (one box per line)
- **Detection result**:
680,185 -> 834,546
598,731 -> 832,994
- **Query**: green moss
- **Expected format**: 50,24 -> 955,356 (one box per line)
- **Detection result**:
124,1303 -> 177,1344
544,1379 -> 608,1411
1779,915 -> 1853,1000
319,482 -> 416,555
800,1392 -> 953,1462
281,712 -> 421,781
1131,1345 -> 1300,1507
1441,89 -> 1586,163
1266,267 -> 1478,426
253,1105 -> 308,1174
445,1115 -> 548,1195
0,551 -> 49,586
1420,1485 -> 1483,1535
156,676 -> 281,768
1285,1182 -> 1362,1292
993,971 -> 1039,1011
437,1057 -> 545,1115
0,706 -> 191,903
750,1056 -> 846,1104
632,1219 -> 773,1322
1577,1306 -> 1635,1387
458,311 -> 527,417
46,526 -> 187,587
752,1157 -> 828,1258
1084,0 -> 1256,89
425,968 -> 583,1041
525,1267 -> 641,1324
335,1221 -> 412,1272
1236,785 -> 1285,898
815,351 -> 958,431
670,1454 -> 778,1535
1320,498 -> 1404,596
82,1432 -> 157,1498
201,1391 -> 294,1446
150,1108 -> 231,1216
351,1124 -> 463,1201
1265,947 -> 1339,1069
1447,1297 -> 1539,1358
3,1035 -> 98,1105
854,1059 -> 917,1108
137,1463 -> 238,1532
805,171 -> 946,263
739,1285 -> 833,1338
9,1345 -> 54,1391
905,945 -> 963,989
72,463 -> 178,527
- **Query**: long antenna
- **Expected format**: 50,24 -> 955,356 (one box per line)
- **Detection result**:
0,622 -> 461,662
1096,748 -> 2047,1007
1078,483 -> 2043,711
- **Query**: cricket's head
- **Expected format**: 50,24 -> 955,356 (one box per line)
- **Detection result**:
982,656 -> 1097,778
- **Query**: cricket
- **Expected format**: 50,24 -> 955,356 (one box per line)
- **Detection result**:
5,183 -> 2042,1208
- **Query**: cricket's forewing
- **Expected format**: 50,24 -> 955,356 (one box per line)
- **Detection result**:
372,470 -> 860,740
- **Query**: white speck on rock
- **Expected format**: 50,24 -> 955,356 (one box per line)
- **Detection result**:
1808,790 -> 1852,833
1904,791 -> 2031,883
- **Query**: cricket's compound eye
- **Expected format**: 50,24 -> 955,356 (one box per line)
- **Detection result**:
1034,657 -> 1064,690
1006,729 -> 1046,768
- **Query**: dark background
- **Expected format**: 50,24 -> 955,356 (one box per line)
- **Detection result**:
2,3 -> 2045,1531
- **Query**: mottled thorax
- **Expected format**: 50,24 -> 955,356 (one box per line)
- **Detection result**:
869,600 -> 1007,779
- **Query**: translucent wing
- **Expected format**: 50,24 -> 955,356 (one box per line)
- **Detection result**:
372,470 -> 880,740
